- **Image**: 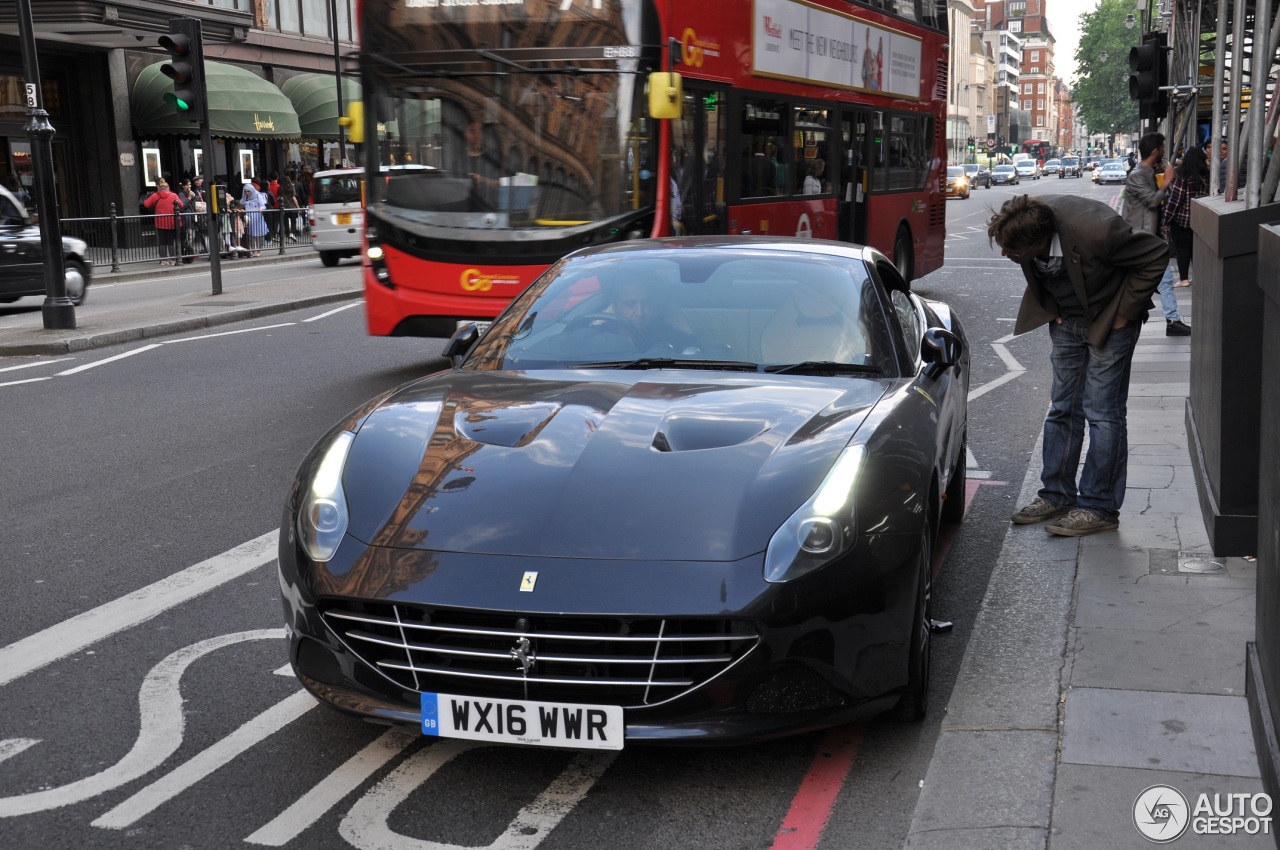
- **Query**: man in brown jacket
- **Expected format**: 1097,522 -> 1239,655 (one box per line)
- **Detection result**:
988,194 -> 1167,536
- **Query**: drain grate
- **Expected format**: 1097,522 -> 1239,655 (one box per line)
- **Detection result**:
1177,553 -> 1225,573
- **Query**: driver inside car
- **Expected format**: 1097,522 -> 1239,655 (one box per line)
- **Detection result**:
602,273 -> 700,355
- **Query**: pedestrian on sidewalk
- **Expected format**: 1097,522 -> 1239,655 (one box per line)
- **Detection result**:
1162,146 -> 1210,288
1122,132 -> 1191,336
240,182 -> 269,257
988,194 -> 1167,537
277,175 -> 301,243
143,180 -> 182,266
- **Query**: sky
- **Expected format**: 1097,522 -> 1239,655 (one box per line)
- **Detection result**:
1048,0 -> 1093,85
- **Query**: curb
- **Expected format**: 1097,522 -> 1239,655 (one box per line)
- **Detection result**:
904,427 -> 1072,849
0,289 -> 363,357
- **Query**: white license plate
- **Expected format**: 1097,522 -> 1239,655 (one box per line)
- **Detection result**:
421,692 -> 624,750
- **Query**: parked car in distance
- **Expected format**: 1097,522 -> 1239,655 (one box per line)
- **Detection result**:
1096,162 -> 1129,184
1043,159 -> 1062,176
0,184 -> 92,306
991,164 -> 1020,185
945,166 -> 971,199
1014,160 -> 1041,180
1059,157 -> 1083,178
962,163 -> 992,189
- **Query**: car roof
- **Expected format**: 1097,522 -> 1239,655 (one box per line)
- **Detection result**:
563,235 -> 881,267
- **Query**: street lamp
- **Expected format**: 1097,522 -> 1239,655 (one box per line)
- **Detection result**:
1110,123 -> 1115,156
1125,11 -> 1136,29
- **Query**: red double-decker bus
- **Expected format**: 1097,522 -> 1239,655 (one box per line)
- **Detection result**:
356,0 -> 949,337
1021,139 -> 1053,165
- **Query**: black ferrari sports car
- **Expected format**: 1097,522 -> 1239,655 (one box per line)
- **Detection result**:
280,237 -> 969,749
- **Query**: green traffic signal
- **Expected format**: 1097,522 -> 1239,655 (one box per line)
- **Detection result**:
159,19 -> 204,122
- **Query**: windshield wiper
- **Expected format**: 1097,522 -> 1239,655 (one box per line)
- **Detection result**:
764,361 -> 882,376
572,358 -> 761,371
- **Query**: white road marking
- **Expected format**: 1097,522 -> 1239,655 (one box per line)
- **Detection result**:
245,728 -> 417,847
0,530 -> 277,687
967,370 -> 1024,402
340,740 -> 617,850
305,302 -> 363,322
0,377 -> 50,388
92,689 -> 317,829
0,739 -> 39,766
0,359 -> 72,373
0,629 -> 283,817
55,344 -> 162,376
161,323 -> 295,344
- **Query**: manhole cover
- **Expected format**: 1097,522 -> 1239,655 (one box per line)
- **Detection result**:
1178,555 -> 1225,573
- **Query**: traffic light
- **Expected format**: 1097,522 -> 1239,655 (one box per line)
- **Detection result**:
159,18 -> 206,122
998,134 -> 1005,147
1129,32 -> 1168,121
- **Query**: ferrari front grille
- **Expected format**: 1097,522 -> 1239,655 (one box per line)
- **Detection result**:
320,601 -> 760,707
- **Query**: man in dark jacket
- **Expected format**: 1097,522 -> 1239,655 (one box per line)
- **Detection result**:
989,194 -> 1167,536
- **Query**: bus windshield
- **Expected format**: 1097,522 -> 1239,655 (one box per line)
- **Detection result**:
362,0 -> 660,234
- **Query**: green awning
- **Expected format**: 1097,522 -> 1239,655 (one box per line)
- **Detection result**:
132,61 -> 301,140
279,73 -> 361,140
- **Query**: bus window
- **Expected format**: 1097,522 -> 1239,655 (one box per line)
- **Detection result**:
739,98 -> 787,198
794,107 -> 831,195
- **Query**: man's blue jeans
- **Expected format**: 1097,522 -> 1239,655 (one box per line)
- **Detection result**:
1156,261 -> 1180,321
1038,320 -> 1141,521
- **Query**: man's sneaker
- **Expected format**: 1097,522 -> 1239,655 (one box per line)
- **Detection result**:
1166,319 -> 1192,336
1045,508 -> 1119,537
1011,496 -> 1070,525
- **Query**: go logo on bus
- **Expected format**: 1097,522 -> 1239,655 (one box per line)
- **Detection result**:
460,269 -> 521,292
681,29 -> 720,68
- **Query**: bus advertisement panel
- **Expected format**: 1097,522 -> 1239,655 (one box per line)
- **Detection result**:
356,0 -> 948,337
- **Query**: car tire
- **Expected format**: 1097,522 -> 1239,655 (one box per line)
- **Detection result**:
893,228 -> 914,289
895,526 -> 932,722
320,251 -> 339,268
64,258 -> 89,306
941,432 -> 967,525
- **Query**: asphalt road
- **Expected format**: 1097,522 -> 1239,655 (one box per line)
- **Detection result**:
0,174 -> 1125,850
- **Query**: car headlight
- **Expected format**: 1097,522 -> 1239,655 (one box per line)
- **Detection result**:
297,430 -> 356,562
764,444 -> 866,583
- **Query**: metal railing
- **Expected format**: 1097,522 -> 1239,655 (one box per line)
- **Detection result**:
61,205 -> 314,272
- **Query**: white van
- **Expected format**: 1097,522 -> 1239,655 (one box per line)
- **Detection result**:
308,167 -> 364,267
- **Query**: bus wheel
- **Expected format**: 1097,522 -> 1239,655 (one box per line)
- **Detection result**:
894,228 -> 914,288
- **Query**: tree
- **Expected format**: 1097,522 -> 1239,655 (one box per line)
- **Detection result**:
1073,0 -> 1141,139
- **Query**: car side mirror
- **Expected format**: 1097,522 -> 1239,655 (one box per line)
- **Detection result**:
444,322 -> 481,364
921,327 -> 963,380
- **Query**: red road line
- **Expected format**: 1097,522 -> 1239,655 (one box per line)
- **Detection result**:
769,725 -> 865,850
771,477 -> 1008,850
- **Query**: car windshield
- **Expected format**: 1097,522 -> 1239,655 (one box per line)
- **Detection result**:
994,165 -> 1014,172
963,164 -> 979,173
947,167 -> 964,178
1046,160 -> 1060,167
1062,158 -> 1078,166
462,247 -> 900,375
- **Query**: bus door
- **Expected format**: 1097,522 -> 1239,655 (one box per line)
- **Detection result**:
839,110 -> 871,244
671,84 -> 728,235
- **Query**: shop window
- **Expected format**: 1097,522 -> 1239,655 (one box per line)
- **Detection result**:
277,0 -> 300,34
303,0 -> 330,38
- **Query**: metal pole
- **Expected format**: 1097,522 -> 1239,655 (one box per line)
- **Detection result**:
1227,0 -> 1246,201
330,0 -> 346,168
16,0 -> 74,329
1246,0 -> 1272,207
202,118 -> 223,295
1210,0 -> 1227,194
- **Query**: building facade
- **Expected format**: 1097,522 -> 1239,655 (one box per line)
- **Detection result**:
0,0 -> 358,218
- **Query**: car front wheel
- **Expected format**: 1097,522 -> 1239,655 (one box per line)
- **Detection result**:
895,526 -> 932,721
64,258 -> 89,306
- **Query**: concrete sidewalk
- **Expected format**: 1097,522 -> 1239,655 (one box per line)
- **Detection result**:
0,251 -> 363,357
905,287 -> 1272,848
